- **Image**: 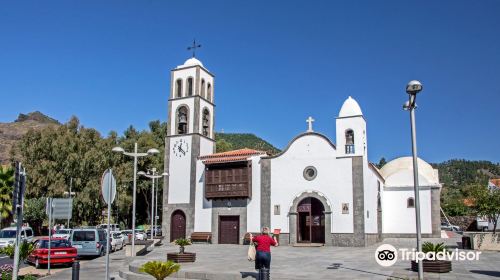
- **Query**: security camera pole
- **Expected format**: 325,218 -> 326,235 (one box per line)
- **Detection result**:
112,143 -> 159,256
404,80 -> 424,280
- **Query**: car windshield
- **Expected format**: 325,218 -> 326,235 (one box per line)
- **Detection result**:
38,240 -> 71,248
56,230 -> 70,234
0,230 -> 16,238
73,231 -> 96,241
113,233 -> 121,238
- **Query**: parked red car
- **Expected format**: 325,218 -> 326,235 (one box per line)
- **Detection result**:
27,237 -> 77,268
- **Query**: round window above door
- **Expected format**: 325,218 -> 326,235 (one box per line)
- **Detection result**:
303,166 -> 317,181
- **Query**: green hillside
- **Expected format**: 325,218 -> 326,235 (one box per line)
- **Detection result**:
215,133 -> 280,155
431,159 -> 500,216
432,159 -> 500,188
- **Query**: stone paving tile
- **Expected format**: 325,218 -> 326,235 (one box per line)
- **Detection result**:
43,237 -> 499,279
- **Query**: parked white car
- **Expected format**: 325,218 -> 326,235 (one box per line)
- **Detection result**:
440,222 -> 460,232
0,227 -> 34,248
135,230 -> 146,241
110,231 -> 124,251
476,216 -> 490,231
53,229 -> 72,239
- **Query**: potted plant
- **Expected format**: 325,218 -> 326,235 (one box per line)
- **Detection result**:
174,238 -> 191,254
411,242 -> 452,273
167,238 -> 196,263
139,260 -> 180,280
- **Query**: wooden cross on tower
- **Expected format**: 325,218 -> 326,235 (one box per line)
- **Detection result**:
306,116 -> 315,132
187,39 -> 202,58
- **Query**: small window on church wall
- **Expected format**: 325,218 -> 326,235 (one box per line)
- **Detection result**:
177,106 -> 188,134
202,109 -> 210,137
187,77 -> 193,96
407,197 -> 415,208
207,83 -> 212,101
345,129 -> 355,154
176,79 -> 183,98
201,79 -> 205,98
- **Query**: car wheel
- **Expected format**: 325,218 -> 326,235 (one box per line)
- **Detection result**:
35,258 -> 41,269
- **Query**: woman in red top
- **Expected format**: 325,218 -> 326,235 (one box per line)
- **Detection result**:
249,227 -> 278,270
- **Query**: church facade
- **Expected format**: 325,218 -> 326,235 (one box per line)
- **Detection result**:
162,57 -> 442,247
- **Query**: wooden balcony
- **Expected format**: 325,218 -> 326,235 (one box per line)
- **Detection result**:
204,162 -> 252,199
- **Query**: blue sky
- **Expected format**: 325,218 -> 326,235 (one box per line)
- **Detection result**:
1,1 -> 499,163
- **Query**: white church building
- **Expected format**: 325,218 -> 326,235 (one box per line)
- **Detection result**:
162,57 -> 442,246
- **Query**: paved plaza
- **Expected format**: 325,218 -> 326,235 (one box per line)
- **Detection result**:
42,237 -> 500,280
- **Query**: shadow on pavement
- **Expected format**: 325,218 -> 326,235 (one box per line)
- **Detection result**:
240,271 -> 258,279
469,270 -> 500,277
327,263 -> 405,279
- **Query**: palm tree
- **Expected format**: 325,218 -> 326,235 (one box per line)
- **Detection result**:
0,165 -> 14,227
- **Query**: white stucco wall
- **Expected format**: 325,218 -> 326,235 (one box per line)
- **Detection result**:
269,134 -> 354,234
193,138 -> 215,232
382,188 -> 432,234
167,136 -> 192,204
246,156 -> 262,233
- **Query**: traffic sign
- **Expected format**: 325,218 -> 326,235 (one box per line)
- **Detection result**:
101,169 -> 116,205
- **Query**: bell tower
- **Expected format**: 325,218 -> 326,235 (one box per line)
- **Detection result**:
163,56 -> 216,241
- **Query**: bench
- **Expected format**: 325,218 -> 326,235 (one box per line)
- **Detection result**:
190,232 -> 212,243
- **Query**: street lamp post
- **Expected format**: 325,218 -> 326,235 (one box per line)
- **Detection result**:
404,80 -> 424,280
64,177 -> 76,228
138,168 -> 168,240
112,143 -> 159,256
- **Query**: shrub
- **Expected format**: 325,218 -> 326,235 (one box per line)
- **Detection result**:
173,238 -> 191,253
139,260 -> 180,280
422,242 -> 446,254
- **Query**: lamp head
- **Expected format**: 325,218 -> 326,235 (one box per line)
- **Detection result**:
137,171 -> 146,176
406,80 -> 423,95
147,148 -> 160,155
161,172 -> 169,176
112,146 -> 125,153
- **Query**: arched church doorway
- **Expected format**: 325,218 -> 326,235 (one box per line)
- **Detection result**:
170,210 -> 186,242
297,197 -> 325,243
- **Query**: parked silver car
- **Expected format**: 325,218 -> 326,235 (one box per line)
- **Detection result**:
71,229 -> 108,257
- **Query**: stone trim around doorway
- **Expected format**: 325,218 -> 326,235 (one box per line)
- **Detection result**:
211,199 -> 248,244
288,190 -> 332,246
164,204 -> 194,243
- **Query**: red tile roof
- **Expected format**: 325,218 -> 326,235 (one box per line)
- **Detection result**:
199,148 -> 267,164
489,179 -> 500,188
463,198 -> 475,207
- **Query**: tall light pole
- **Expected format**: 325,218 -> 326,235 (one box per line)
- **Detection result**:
138,168 -> 168,240
404,80 -> 423,280
112,143 -> 159,256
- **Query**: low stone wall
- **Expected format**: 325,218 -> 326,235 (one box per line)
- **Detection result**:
465,232 -> 500,250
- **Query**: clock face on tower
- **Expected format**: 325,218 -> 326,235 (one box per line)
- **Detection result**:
173,139 -> 189,157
